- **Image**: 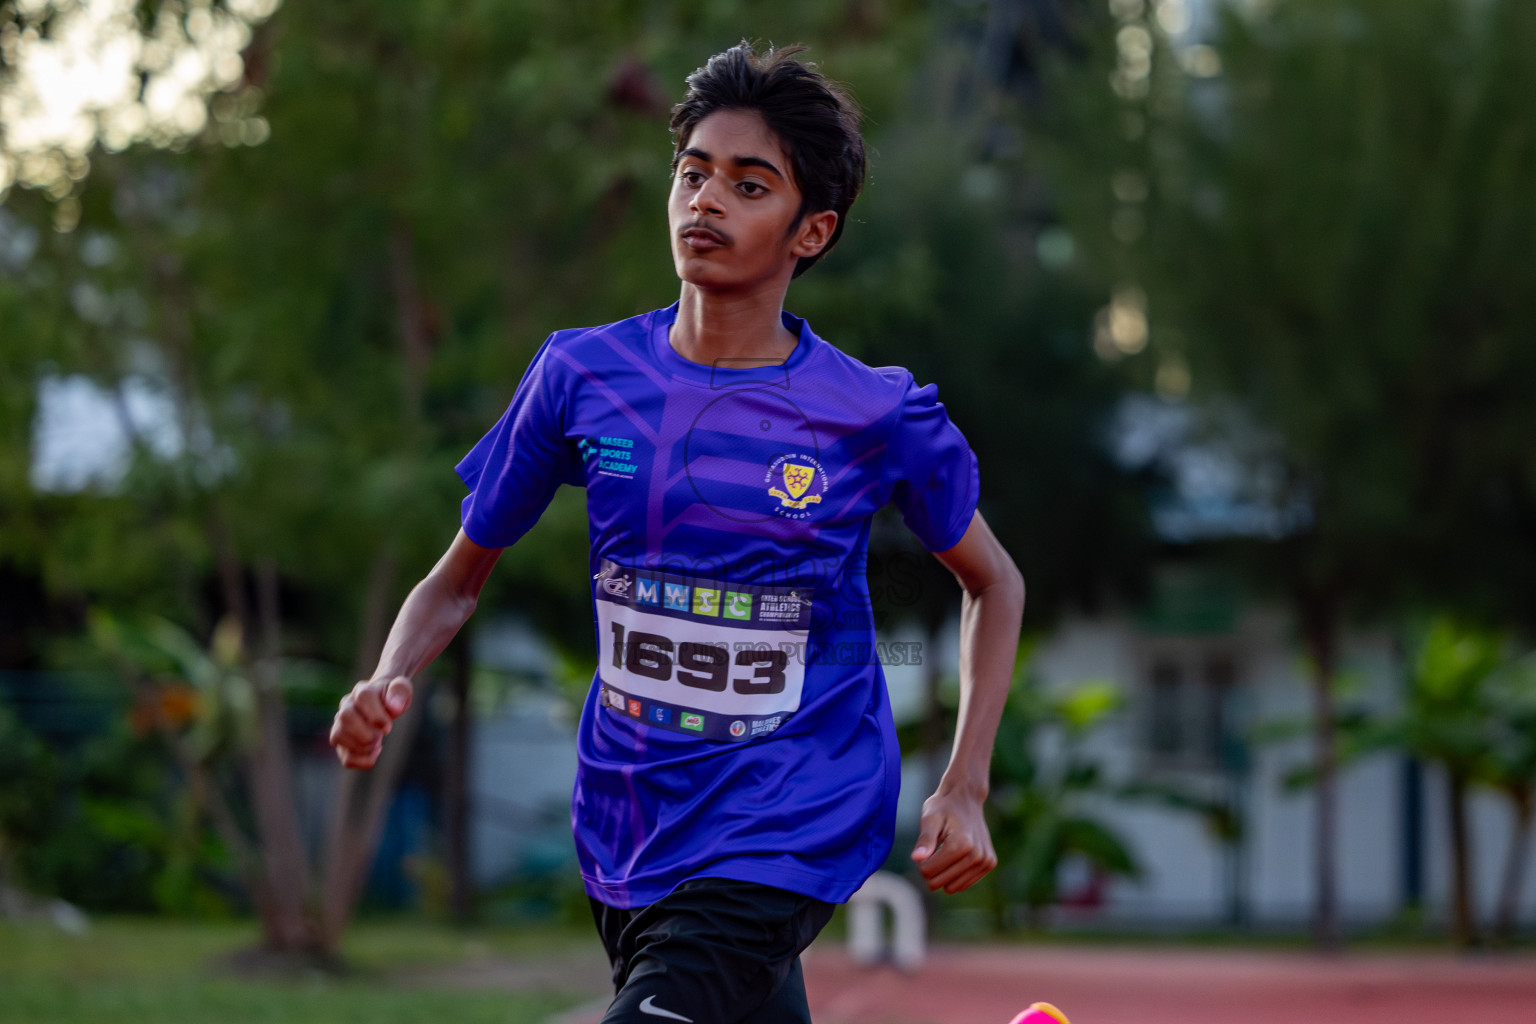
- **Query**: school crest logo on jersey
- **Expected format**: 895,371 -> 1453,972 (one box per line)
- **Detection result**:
767,454 -> 827,519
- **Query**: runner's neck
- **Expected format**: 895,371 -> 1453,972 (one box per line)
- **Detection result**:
670,285 -> 798,368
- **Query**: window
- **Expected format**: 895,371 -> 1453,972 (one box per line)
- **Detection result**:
1142,645 -> 1242,772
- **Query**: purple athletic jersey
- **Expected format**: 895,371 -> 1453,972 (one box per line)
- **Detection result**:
456,303 -> 979,907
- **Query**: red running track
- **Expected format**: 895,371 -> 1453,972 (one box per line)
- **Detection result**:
802,944 -> 1536,1024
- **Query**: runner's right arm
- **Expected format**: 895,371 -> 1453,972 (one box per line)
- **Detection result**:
329,529 -> 503,769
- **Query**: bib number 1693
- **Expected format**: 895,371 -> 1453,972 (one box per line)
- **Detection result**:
610,623 -> 787,694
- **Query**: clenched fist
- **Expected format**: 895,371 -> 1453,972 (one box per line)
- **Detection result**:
910,785 -> 998,894
330,677 -> 413,770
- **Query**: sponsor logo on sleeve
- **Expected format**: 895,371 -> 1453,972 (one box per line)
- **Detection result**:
663,582 -> 691,611
681,713 -> 705,732
723,592 -> 753,620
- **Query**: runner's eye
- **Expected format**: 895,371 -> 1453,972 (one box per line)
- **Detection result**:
739,181 -> 766,196
680,169 -> 705,187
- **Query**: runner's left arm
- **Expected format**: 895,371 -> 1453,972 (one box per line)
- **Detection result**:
910,509 -> 1024,893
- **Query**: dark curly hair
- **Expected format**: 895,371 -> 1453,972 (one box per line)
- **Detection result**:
669,42 -> 866,278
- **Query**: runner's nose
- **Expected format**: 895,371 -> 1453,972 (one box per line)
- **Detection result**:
690,177 -> 726,217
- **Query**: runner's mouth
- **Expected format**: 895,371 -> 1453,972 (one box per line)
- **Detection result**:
680,226 -> 728,250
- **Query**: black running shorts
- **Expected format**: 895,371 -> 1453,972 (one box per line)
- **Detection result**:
590,878 -> 836,1024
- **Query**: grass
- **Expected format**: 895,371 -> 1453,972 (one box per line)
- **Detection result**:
0,916 -> 595,1024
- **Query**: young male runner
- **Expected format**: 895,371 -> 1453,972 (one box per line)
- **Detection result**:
331,42 -> 1024,1024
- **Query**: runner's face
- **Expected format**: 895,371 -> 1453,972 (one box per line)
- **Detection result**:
669,109 -> 825,291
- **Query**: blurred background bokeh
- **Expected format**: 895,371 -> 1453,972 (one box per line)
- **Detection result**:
4,0 -> 1536,1020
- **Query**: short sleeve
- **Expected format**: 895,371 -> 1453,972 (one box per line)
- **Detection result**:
884,375 -> 980,552
455,336 -> 574,548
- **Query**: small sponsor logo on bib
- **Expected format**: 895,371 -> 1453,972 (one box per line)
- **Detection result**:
729,720 -> 747,738
757,591 -> 810,623
663,582 -> 691,611
627,699 -> 642,718
681,713 -> 705,732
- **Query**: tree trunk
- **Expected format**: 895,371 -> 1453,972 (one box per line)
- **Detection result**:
318,679 -> 431,949
1493,787 -> 1532,945
246,558 -> 316,954
316,547 -> 420,952
1298,588 -> 1341,952
1447,771 -> 1479,948
349,549 -> 399,685
388,221 -> 435,414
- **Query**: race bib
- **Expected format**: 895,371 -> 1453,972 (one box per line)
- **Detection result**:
593,560 -> 812,742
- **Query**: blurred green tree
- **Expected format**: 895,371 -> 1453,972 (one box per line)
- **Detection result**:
1481,651 -> 1536,944
1314,622 -> 1536,948
1333,621 -> 1503,947
0,684 -> 208,916
1031,0 -> 1536,948
981,667 -> 1139,931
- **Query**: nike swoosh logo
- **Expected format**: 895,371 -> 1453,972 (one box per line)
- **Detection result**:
639,995 -> 693,1022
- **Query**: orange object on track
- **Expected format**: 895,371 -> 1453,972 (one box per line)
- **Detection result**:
1009,1002 -> 1071,1024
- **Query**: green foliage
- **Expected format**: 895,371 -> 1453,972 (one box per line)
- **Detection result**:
1274,620 -> 1535,795
1321,620 -> 1509,780
0,702 -> 60,872
1484,653 -> 1536,794
983,660 -> 1139,929
1276,618 -> 1536,944
89,610 -> 259,759
1032,0 -> 1536,616
0,693 -> 224,914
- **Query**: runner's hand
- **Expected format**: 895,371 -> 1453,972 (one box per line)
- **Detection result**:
329,677 -> 413,770
910,786 -> 997,894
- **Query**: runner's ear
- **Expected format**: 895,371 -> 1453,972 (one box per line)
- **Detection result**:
790,209 -> 838,261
